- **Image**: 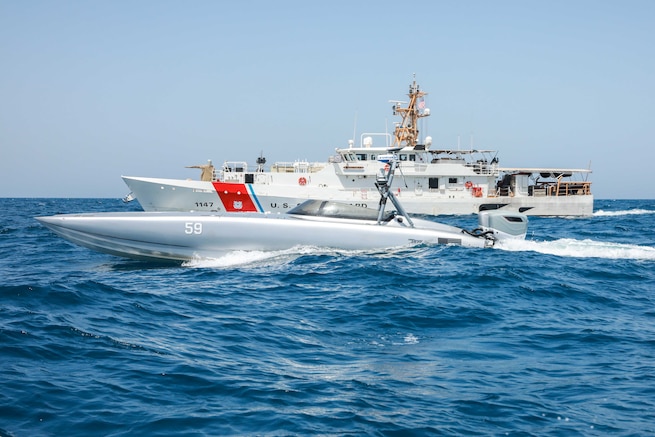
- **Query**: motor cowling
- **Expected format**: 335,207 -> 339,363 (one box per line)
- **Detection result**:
478,211 -> 528,241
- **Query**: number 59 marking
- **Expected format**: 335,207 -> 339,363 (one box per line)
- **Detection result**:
184,222 -> 202,234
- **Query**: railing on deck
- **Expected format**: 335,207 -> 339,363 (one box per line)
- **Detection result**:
464,161 -> 499,175
270,161 -> 327,173
496,181 -> 592,197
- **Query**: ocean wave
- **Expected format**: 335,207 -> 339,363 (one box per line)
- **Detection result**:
5,198 -> 655,436
498,238 -> 655,260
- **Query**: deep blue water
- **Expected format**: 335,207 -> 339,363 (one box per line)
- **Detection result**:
2,198 -> 655,436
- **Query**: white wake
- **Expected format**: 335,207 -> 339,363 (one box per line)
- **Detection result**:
181,245 -> 370,268
498,238 -> 655,260
182,237 -> 655,267
594,209 -> 655,217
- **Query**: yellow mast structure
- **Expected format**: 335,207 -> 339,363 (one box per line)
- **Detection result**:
391,77 -> 430,149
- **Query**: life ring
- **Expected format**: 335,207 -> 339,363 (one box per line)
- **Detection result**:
298,177 -> 307,186
472,186 -> 483,197
384,164 -> 390,172
465,181 -> 473,189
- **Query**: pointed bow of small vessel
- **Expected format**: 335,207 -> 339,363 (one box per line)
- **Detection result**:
36,213 -> 206,261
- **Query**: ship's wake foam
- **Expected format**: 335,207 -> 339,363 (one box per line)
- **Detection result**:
498,238 -> 655,260
182,246 -> 370,268
182,238 -> 655,268
183,250 -> 287,268
594,209 -> 655,217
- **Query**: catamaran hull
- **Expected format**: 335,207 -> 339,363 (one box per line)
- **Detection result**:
123,176 -> 593,217
36,212 -> 497,262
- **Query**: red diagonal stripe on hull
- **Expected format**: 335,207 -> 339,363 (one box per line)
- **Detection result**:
212,182 -> 258,212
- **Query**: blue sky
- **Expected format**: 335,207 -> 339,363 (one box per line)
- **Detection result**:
1,0 -> 653,198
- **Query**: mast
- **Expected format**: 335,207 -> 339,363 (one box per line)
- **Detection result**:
374,76 -> 430,225
375,152 -> 414,227
390,75 -> 430,149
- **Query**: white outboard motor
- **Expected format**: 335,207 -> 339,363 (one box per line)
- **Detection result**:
478,211 -> 528,241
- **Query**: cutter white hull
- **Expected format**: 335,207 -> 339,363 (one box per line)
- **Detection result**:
123,175 -> 593,217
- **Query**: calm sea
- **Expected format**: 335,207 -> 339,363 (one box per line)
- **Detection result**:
2,198 -> 655,436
